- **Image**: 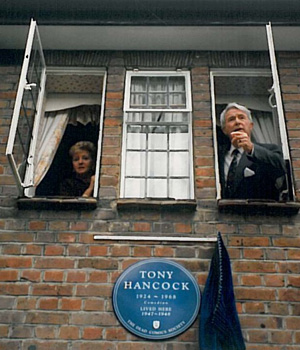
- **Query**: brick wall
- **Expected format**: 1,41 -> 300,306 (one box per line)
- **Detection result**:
0,52 -> 300,350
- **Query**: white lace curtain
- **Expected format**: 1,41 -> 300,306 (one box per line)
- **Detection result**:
34,104 -> 100,186
130,76 -> 186,108
251,110 -> 280,145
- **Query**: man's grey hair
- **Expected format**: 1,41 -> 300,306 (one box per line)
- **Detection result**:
220,102 -> 252,128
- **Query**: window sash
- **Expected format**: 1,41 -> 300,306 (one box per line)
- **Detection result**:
121,70 -> 194,199
266,22 -> 290,161
6,19 -> 46,196
124,71 -> 192,112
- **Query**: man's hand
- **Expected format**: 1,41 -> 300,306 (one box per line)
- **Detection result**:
230,131 -> 254,154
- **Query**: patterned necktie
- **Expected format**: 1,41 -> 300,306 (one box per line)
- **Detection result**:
225,149 -> 239,198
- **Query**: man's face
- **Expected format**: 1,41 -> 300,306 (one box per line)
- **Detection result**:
222,108 -> 253,138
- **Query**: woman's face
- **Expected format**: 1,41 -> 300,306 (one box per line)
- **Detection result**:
72,150 -> 93,177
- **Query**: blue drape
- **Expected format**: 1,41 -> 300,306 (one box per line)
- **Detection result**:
199,232 -> 245,350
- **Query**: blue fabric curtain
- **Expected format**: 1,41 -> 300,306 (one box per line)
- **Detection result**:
199,233 -> 245,350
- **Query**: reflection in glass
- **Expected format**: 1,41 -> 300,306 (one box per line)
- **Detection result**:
148,152 -> 167,176
147,179 -> 168,198
124,178 -> 145,198
127,126 -> 146,150
149,93 -> 167,107
170,152 -> 189,176
149,77 -> 167,92
129,76 -> 186,109
170,126 -> 189,149
148,131 -> 168,150
125,151 -> 146,176
131,77 -> 147,92
169,77 -> 185,92
130,93 -> 147,107
169,179 -> 189,199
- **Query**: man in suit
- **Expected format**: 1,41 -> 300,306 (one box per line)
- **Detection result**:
218,103 -> 286,200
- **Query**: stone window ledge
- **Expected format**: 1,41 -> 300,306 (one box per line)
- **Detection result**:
17,197 -> 97,210
116,199 -> 197,211
218,199 -> 300,215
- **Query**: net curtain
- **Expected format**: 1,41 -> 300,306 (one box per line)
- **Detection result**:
34,96 -> 100,187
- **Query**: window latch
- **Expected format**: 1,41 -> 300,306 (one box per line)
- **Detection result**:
24,83 -> 37,91
268,85 -> 277,108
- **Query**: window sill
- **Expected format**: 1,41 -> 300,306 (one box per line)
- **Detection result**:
17,197 -> 97,210
116,198 -> 197,211
218,199 -> 300,215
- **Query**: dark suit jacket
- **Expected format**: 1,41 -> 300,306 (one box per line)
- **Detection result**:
219,142 -> 286,201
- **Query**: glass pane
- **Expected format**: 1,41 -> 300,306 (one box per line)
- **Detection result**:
130,93 -> 147,107
170,93 -> 186,107
124,178 -> 145,198
14,103 -> 36,181
169,77 -> 185,92
169,179 -> 190,199
172,113 -> 188,122
149,77 -> 167,92
149,93 -> 167,107
169,152 -> 189,176
127,127 -> 146,150
148,152 -> 167,176
170,127 -> 189,150
142,113 -> 156,122
125,151 -> 146,176
148,126 -> 168,150
127,112 -> 142,122
131,77 -> 147,92
147,179 -> 167,198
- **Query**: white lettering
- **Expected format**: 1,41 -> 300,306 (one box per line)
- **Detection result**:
166,271 -> 173,279
141,282 -> 151,289
152,282 -> 160,290
123,279 -> 190,291
139,270 -> 174,279
182,282 -> 189,290
162,282 -> 170,290
173,282 -> 180,290
133,282 -> 141,289
124,281 -> 132,289
157,271 -> 166,279
139,271 -> 147,278
148,271 -> 156,278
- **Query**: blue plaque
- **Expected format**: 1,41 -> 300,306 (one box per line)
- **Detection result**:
113,258 -> 201,340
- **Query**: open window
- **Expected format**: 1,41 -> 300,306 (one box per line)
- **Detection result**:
6,20 -> 107,208
211,23 -> 298,213
120,70 -> 194,201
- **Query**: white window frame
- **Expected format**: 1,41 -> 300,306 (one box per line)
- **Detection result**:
6,19 -> 46,195
210,23 -> 294,200
120,70 -> 194,200
6,19 -> 107,199
45,67 -> 107,199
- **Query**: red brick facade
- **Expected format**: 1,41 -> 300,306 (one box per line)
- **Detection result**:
1,51 -> 300,349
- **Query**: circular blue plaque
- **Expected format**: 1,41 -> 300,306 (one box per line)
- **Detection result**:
113,258 -> 201,340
